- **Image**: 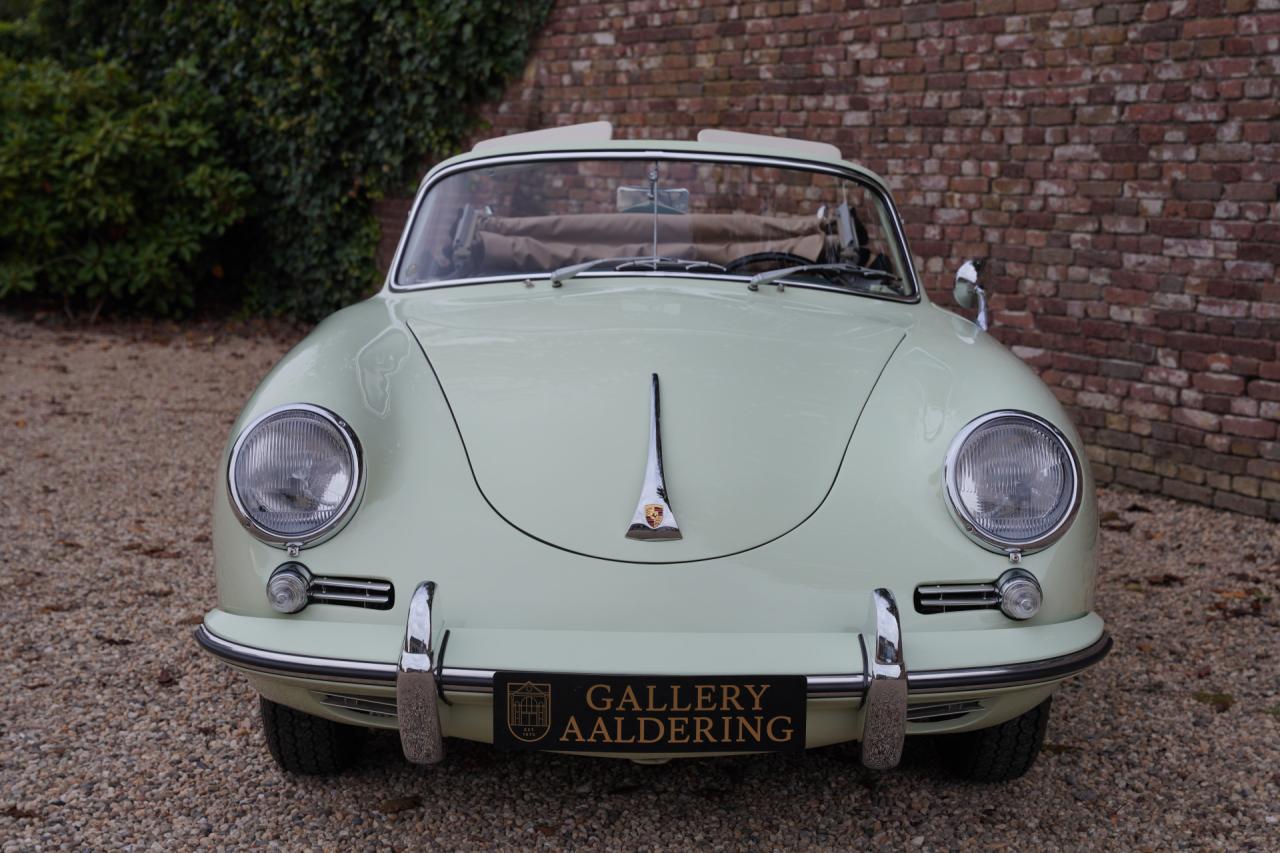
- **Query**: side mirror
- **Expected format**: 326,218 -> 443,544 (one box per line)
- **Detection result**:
953,259 -> 988,331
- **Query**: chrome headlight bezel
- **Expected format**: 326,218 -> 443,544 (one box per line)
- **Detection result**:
227,403 -> 364,549
943,410 -> 1083,555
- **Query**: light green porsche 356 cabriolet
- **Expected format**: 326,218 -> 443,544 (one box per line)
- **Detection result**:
196,123 -> 1109,782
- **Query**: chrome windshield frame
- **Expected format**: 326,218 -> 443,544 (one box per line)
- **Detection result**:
385,149 -> 923,304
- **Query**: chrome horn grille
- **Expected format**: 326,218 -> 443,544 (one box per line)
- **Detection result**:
914,582 -> 1001,614
309,576 -> 394,610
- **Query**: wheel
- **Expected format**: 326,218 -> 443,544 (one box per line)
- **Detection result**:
724,251 -> 813,274
934,697 -> 1051,783
259,696 -> 363,774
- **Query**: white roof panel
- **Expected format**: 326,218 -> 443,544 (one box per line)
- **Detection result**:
471,121 -> 614,153
696,129 -> 841,162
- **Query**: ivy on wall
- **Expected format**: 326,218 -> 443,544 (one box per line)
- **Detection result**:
0,57 -> 251,313
2,0 -> 553,317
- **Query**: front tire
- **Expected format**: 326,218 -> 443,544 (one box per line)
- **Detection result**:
935,697 -> 1051,783
259,696 -> 363,774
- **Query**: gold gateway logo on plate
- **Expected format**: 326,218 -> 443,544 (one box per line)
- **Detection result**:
643,503 -> 664,529
506,681 -> 551,742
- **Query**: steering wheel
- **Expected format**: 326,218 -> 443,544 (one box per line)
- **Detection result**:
724,251 -> 813,274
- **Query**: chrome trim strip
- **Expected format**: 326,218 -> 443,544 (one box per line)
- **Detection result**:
805,673 -> 869,698
394,269 -> 918,303
318,692 -> 398,718
942,410 -> 1084,556
916,584 -> 998,596
860,589 -> 908,769
907,633 -> 1112,693
325,693 -> 985,724
323,692 -> 986,724
310,578 -> 392,592
440,667 -> 497,693
195,627 -> 1111,698
226,403 -> 365,551
321,693 -> 989,725
906,700 -> 982,722
383,148 -> 923,304
309,590 -> 392,606
920,596 -> 1001,608
194,625 -> 397,684
625,373 -> 681,541
396,582 -> 445,764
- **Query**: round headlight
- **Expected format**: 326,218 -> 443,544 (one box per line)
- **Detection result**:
944,411 -> 1081,553
228,404 -> 362,546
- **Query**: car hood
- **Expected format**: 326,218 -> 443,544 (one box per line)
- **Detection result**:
402,279 -> 909,563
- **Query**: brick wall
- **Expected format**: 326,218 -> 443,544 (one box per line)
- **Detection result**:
378,0 -> 1280,520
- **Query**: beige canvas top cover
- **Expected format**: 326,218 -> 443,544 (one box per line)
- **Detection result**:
471,212 -> 828,271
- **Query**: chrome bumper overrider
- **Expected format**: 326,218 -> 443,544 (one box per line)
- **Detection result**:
397,581 -> 444,763
194,586 -> 1111,770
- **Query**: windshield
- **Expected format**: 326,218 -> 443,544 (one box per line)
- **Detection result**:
396,156 -> 915,299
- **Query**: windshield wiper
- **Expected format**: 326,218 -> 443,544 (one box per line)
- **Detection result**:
549,256 -> 725,287
615,257 -> 726,273
746,263 -> 900,292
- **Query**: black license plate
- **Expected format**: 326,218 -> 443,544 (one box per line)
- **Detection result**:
493,672 -> 806,753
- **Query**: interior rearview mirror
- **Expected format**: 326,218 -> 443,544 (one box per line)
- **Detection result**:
616,186 -> 690,214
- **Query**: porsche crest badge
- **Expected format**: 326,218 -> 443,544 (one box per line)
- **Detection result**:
626,374 -> 681,541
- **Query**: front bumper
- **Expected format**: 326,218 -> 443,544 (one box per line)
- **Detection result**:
195,585 -> 1111,768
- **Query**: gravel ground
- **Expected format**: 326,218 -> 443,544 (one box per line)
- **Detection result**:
1,312 -> 1277,851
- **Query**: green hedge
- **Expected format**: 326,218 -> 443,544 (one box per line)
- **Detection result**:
0,56 -> 251,313
4,0 -> 552,318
